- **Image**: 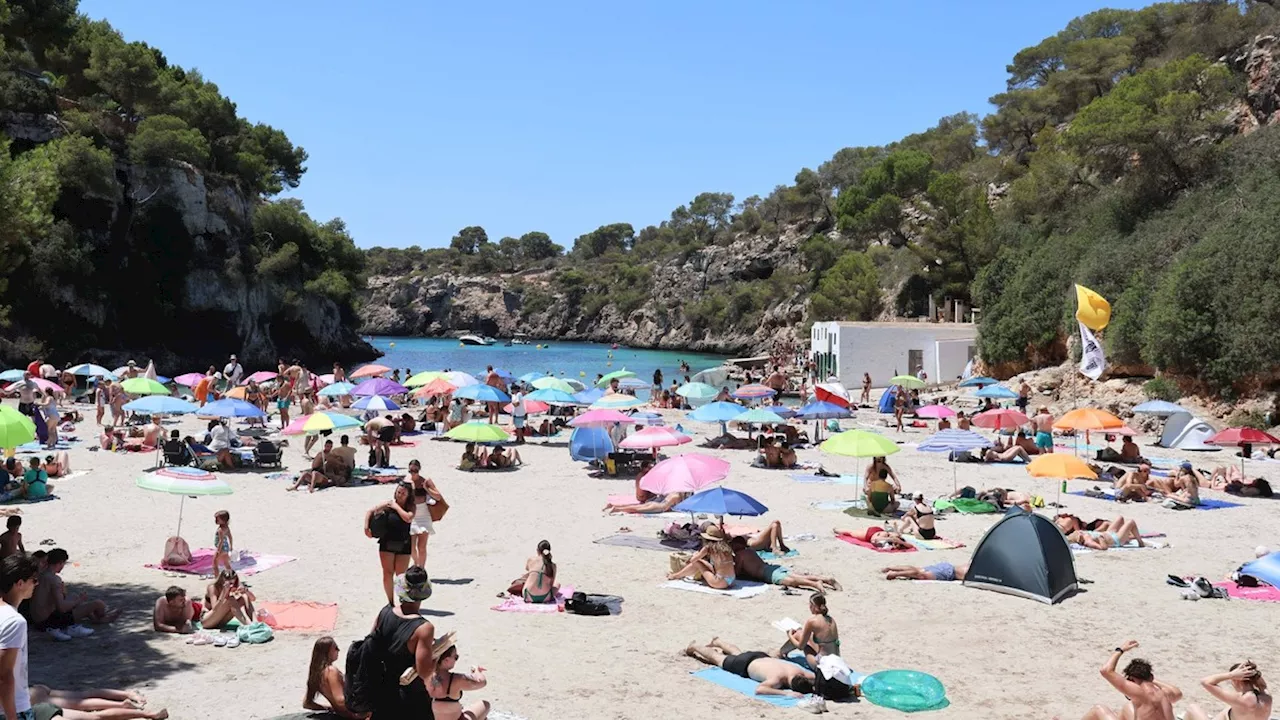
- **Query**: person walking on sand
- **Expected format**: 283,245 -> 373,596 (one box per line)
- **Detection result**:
860,372 -> 872,406
1033,407 -> 1055,454
365,483 -> 415,605
484,366 -> 504,424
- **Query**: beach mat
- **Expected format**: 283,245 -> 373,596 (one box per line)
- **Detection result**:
934,498 -> 999,514
594,534 -> 690,552
1072,540 -> 1168,555
491,586 -> 573,613
0,494 -> 59,506
836,533 -> 916,553
788,473 -> 859,485
1066,491 -> 1243,510
1213,581 -> 1280,602
661,580 -> 769,599
257,602 -> 338,632
811,500 -> 863,512
146,548 -> 297,577
691,667 -> 798,707
842,506 -> 905,519
756,549 -> 799,560
905,536 -> 965,551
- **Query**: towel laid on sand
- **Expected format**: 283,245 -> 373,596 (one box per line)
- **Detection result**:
836,533 -> 916,553
1213,581 -> 1280,602
756,549 -> 799,560
661,579 -> 769,599
691,668 -> 798,707
1067,490 -> 1243,510
1072,540 -> 1168,555
904,536 -> 965,551
257,602 -> 338,632
146,548 -> 297,577
0,494 -> 59,506
934,498 -> 999,514
789,473 -> 859,485
594,534 -> 690,552
811,500 -> 863,511
491,586 -> 573,612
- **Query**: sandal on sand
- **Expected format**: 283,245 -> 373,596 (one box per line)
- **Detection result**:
212,635 -> 228,647
225,635 -> 241,648
618,527 -> 632,533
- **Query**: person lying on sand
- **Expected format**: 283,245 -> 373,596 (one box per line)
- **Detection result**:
702,434 -> 757,450
153,586 -> 197,634
1183,661 -> 1271,720
1061,641 -> 1178,720
730,537 -> 841,593
29,684 -> 167,720
984,444 -> 1031,463
684,638 -> 815,698
1055,514 -> 1128,534
1066,517 -> 1147,550
976,487 -> 1034,510
603,492 -> 689,514
882,562 -> 969,581
41,452 -> 70,478
667,525 -> 737,589
833,527 -> 912,550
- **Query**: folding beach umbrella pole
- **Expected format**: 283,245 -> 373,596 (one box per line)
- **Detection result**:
135,473 -> 232,562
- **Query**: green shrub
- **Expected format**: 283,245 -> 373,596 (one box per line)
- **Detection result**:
1142,376 -> 1180,402
127,115 -> 210,167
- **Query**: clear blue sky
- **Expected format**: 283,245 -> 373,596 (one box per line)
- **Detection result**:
80,0 -> 1149,249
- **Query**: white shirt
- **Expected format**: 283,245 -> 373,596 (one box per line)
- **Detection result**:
0,603 -> 31,712
224,362 -> 243,384
16,379 -> 35,404
511,392 -> 526,418
209,424 -> 231,452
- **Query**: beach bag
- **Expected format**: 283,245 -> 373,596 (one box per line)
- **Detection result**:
163,536 -> 192,566
668,551 -> 692,574
368,510 -> 390,539
344,631 -> 384,714
236,621 -> 274,644
565,591 -> 610,616
428,493 -> 449,522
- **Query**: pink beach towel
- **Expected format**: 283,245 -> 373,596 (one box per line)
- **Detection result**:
1213,581 -> 1280,602
257,601 -> 338,631
606,494 -> 639,507
836,533 -> 916,553
145,548 -> 298,577
491,586 -> 574,613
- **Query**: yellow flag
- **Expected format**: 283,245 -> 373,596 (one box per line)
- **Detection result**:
1075,284 -> 1111,331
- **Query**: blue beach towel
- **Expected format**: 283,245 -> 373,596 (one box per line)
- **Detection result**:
691,668 -> 799,708
756,549 -> 799,560
1067,490 -> 1242,510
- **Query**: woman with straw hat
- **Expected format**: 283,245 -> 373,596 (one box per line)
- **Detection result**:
427,632 -> 491,720
666,524 -> 737,590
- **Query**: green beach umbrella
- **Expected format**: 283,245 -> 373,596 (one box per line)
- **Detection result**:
136,473 -> 233,540
532,377 -> 576,393
821,429 -> 900,458
404,371 -> 445,389
0,406 -> 37,449
889,375 -> 926,390
121,377 -> 170,396
445,421 -> 511,443
733,408 -> 787,425
596,369 -> 636,388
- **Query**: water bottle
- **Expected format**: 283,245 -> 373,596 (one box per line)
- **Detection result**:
256,608 -> 278,628
1061,480 -> 1067,494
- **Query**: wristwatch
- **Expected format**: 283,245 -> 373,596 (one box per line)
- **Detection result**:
1114,647 -> 1125,653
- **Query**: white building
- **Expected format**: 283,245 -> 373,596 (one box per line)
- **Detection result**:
809,321 -> 977,388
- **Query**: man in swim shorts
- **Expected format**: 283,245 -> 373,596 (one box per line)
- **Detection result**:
881,562 -> 970,581
684,638 -> 815,698
731,538 -> 842,592
1032,407 -> 1054,452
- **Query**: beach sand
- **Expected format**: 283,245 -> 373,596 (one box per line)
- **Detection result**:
9,400 -> 1279,719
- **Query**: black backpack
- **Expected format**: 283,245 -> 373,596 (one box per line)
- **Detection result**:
343,631 -> 383,714
368,510 -> 389,539
564,591 -> 612,616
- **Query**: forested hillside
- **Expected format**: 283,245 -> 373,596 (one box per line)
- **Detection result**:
363,0 -> 1280,392
0,0 -> 374,367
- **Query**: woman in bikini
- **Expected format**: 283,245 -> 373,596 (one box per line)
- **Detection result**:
1185,661 -> 1271,720
201,570 -> 255,629
894,494 -> 937,539
780,593 -> 839,670
668,525 -> 737,589
833,527 -> 913,550
303,636 -> 367,719
520,540 -> 557,604
604,492 -> 690,514
1066,516 -> 1146,550
427,636 -> 490,720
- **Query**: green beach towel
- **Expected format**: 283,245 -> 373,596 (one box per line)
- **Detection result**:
934,498 -> 998,514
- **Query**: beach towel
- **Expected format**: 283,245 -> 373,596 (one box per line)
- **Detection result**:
691,667 -> 798,707
661,579 -> 769,599
756,549 -> 799,560
933,498 -> 998,514
0,494 -> 59,506
146,548 -> 297,577
904,536 -> 965,551
50,470 -> 89,482
1066,491 -> 1243,510
836,533 -> 916,553
1213,581 -> 1280,602
1071,540 -> 1168,555
491,586 -> 573,613
594,534 -> 689,552
256,602 -> 338,632
390,440 -> 417,447
811,500 -> 863,512
842,506 -> 905,519
789,473 -> 860,485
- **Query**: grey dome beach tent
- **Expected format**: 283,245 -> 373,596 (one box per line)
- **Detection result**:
963,507 -> 1078,604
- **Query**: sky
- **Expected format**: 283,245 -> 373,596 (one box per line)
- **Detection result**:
79,1 -> 1151,250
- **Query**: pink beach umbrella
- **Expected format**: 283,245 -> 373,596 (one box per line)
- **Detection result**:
242,371 -> 278,385
5,378 -> 63,395
619,426 -> 692,450
173,373 -> 207,387
915,404 -> 956,419
569,409 -> 634,427
504,400 -> 550,415
639,453 -> 731,495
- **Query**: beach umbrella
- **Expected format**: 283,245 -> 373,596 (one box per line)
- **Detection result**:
821,429 -> 900,458
591,393 -> 645,410
487,368 -> 514,380
351,378 -> 408,397
628,411 -> 666,427
198,398 -> 267,419
688,401 -> 744,423
224,386 -> 249,399
0,370 -> 24,382
572,388 -> 605,405
173,373 -> 207,387
242,371 -> 278,385
1028,452 -> 1098,506
443,371 -> 480,388
959,376 -> 998,388
972,408 -> 1029,431
315,373 -> 336,386
69,363 -> 116,379
454,384 -> 510,404
445,421 -> 510,443
1053,408 -> 1125,432
620,426 -> 691,450
136,473 -> 233,540
890,375 -> 926,389
517,372 -> 546,385
732,383 -> 776,400
1208,427 -> 1280,475
123,396 -> 197,415
795,401 -> 851,420
915,405 -> 955,419
616,377 -> 649,391
350,364 -> 391,379
641,454 -> 730,494
282,411 -> 362,436
413,378 -> 457,398
0,406 -> 36,448
733,408 -> 786,427
352,395 -> 401,412
676,382 -> 719,401
562,379 -> 586,392
918,428 -> 994,490
4,378 -> 64,396
1132,400 -> 1185,417
525,388 -> 577,405
504,400 -> 550,415
403,371 -> 442,389
975,384 -> 1019,399
814,382 -> 852,408
318,381 -> 357,397
596,369 -> 636,388
532,377 -> 577,393
674,487 -> 768,517
121,377 -> 169,396
569,409 -> 634,427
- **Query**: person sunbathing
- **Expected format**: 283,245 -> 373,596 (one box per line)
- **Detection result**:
684,638 -> 815,698
892,494 -> 937,539
731,538 -> 841,593
667,525 -> 737,589
778,594 -> 840,674
153,586 -> 197,634
486,445 -> 522,469
984,444 -> 1031,463
459,443 -> 481,471
975,487 -> 1034,510
703,434 -> 757,450
427,638 -> 490,720
28,685 -> 167,719
1012,430 -> 1041,456
882,562 -> 970,581
1066,516 -> 1146,550
604,492 -> 689,514
632,461 -> 657,503
833,527 -> 912,550
739,520 -> 790,556
303,636 -> 367,719
1162,463 -> 1202,507
757,437 -> 782,468
1055,514 -> 1125,534
41,451 -> 71,478
1184,661 -> 1271,720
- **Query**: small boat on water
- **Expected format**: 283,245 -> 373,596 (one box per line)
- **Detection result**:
512,333 -> 531,345
459,334 -> 493,346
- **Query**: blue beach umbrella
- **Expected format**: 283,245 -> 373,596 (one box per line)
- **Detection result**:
959,376 -> 998,388
674,487 -> 769,517
689,401 -> 745,436
352,395 -> 401,411
572,388 -> 605,405
318,381 -> 356,397
918,429 -> 993,490
0,370 -> 23,382
526,388 -> 578,405
69,363 -> 117,379
198,398 -> 267,418
454,384 -> 510,403
795,400 -> 853,441
569,426 -> 614,463
518,372 -> 546,385
1133,400 -> 1184,417
975,385 -> 1019,400
122,396 -> 198,415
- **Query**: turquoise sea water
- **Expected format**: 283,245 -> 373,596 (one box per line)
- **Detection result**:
366,336 -> 728,390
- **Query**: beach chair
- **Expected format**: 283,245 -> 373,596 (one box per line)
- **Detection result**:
161,439 -> 192,467
254,440 -> 283,468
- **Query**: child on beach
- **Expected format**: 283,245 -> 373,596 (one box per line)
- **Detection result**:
213,511 -> 233,577
0,516 -> 23,559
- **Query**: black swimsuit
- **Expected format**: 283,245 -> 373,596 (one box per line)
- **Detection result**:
433,672 -> 462,705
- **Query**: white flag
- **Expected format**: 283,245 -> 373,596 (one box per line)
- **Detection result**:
1078,322 -> 1105,381
961,358 -> 974,380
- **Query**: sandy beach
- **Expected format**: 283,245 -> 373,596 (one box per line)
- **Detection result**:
7,398 -> 1279,720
